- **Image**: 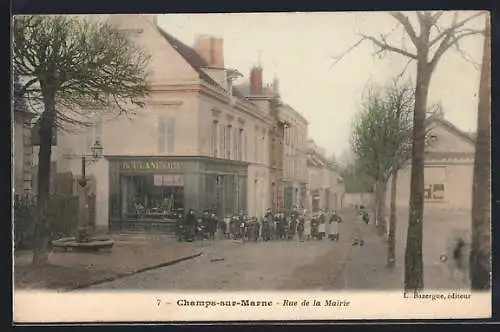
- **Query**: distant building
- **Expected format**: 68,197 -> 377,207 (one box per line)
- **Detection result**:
306,139 -> 345,211
387,116 -> 476,211
12,87 -> 36,197
237,68 -> 309,211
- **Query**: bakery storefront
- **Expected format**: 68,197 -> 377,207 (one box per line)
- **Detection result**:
108,156 -> 248,231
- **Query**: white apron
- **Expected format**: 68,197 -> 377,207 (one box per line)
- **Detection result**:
328,221 -> 339,235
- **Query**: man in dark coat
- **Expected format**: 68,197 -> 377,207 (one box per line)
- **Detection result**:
201,210 -> 211,239
184,209 -> 197,241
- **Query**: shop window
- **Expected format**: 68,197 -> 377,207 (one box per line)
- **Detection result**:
120,174 -> 184,221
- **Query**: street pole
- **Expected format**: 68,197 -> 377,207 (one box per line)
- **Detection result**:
77,155 -> 90,242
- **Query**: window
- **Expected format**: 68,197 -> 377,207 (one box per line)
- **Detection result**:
220,125 -> 226,159
254,127 -> 259,162
211,120 -> 218,157
432,184 -> 445,199
86,113 -> 103,153
158,116 -> 175,154
424,183 -> 445,200
233,127 -> 239,160
226,125 -> 232,159
261,131 -> 266,163
242,130 -> 247,161
238,129 -> 243,161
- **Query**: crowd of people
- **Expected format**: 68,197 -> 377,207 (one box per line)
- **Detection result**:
175,206 -> 354,244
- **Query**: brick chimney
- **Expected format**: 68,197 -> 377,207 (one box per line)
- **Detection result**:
250,66 -> 263,95
194,35 -> 224,68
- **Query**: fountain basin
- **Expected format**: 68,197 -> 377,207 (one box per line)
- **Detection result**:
51,236 -> 115,252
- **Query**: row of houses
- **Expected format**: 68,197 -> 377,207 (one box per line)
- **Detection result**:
12,14 -> 345,233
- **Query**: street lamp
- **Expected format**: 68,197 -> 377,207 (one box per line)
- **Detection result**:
76,139 -> 103,242
78,139 -> 103,188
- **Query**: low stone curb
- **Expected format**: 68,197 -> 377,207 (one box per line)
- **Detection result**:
64,251 -> 202,292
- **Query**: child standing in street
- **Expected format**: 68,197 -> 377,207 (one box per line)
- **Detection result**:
328,210 -> 341,241
352,208 -> 366,246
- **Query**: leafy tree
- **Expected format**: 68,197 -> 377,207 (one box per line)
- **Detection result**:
13,15 -> 150,264
340,164 -> 375,194
334,11 -> 486,290
383,81 -> 415,268
470,16 -> 491,290
350,79 -> 414,240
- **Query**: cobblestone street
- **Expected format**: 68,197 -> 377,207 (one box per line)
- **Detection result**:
74,209 -> 470,292
83,211 -> 358,291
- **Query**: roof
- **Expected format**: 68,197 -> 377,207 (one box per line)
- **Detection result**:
156,28 -> 259,110
426,115 -> 476,146
307,147 -> 339,172
156,28 -> 223,89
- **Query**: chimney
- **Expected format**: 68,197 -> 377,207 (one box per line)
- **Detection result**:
194,35 -> 224,68
250,66 -> 263,95
272,77 -> 280,96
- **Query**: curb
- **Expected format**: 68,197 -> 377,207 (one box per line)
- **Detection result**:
64,251 -> 202,292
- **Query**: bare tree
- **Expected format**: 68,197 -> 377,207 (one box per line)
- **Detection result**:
333,11 -> 486,290
470,15 -> 491,290
13,15 -> 150,265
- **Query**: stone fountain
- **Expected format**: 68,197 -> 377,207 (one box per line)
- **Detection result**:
51,141 -> 115,253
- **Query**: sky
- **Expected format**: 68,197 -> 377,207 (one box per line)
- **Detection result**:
158,12 -> 486,158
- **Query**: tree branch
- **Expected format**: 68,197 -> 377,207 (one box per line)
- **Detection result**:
390,12 -> 419,47
430,27 -> 485,70
429,11 -> 486,47
360,34 -> 418,59
330,39 -> 365,67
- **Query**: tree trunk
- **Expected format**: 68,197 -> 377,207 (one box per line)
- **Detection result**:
376,178 -> 388,235
470,17 -> 491,290
387,169 -> 398,268
372,182 -> 379,225
31,86 -> 56,265
404,34 -> 432,290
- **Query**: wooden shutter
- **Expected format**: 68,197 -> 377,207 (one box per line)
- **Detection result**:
166,117 -> 175,153
158,116 -> 166,153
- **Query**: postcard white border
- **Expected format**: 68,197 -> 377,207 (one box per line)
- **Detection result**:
14,290 -> 491,322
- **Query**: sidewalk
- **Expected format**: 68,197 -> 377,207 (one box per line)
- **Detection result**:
14,236 -> 201,291
331,222 -> 470,290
